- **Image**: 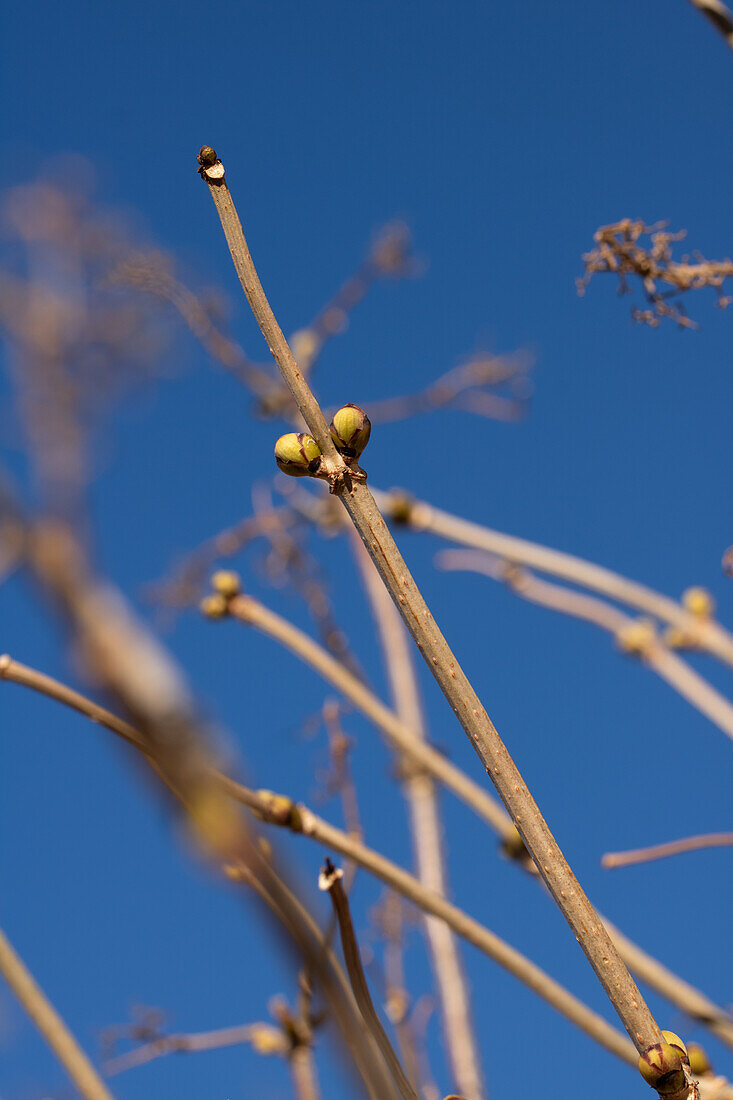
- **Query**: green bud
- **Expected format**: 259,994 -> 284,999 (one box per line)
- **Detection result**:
211,570 -> 241,599
686,1043 -> 712,1077
274,433 -> 323,477
200,593 -> 228,619
330,404 -> 371,459
638,1042 -> 686,1094
198,145 -> 218,166
661,1032 -> 688,1062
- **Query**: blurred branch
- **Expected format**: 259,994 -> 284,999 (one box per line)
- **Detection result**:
104,1020 -> 289,1076
372,487 -> 733,670
320,861 -> 419,1100
577,218 -> 733,327
353,534 -> 486,1100
686,0 -> 733,49
220,590 -> 512,838
435,549 -> 733,744
6,652 -> 733,1053
362,353 -> 531,426
0,922 -> 114,1100
602,832 -> 733,870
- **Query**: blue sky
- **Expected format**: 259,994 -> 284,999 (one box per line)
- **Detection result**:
1,2 -> 732,1097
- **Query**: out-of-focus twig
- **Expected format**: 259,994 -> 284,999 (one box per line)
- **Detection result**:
602,832 -> 733,870
577,218 -> 733,327
103,1020 -> 289,1076
0,922 -> 114,1100
6,651 -> 733,1053
372,487 -> 733,671
353,535 -> 486,1100
363,353 -> 531,426
436,549 -> 733,744
686,0 -> 733,49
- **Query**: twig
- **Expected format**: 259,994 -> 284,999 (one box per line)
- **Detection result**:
199,147 -> 669,1058
0,653 -> 640,1065
320,861 -> 419,1100
435,550 -> 733,743
371,487 -> 733,671
686,0 -> 733,49
602,832 -> 733,870
225,594 -> 512,839
6,652 -> 733,1052
104,1021 -> 288,1075
353,534 -> 486,1100
0,922 -> 115,1100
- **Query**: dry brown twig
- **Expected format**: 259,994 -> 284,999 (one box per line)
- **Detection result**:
435,549 -> 733,744
602,832 -> 733,870
577,218 -> 733,328
7,652 -> 733,1098
197,147 -> 672,1074
0,656 -> 652,1066
0,923 -> 114,1100
320,861 -> 419,1100
352,533 -> 486,1100
371,488 -> 733,671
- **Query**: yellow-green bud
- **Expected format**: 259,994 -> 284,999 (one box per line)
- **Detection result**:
686,1043 -> 712,1077
638,1041 -> 686,1094
330,404 -> 371,459
388,491 -> 414,525
661,1031 -> 688,1061
198,145 -> 218,166
274,432 -> 323,477
682,586 -> 715,619
617,617 -> 656,655
211,570 -> 241,599
200,593 -> 228,619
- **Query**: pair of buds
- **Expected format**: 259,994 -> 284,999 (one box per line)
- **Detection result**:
274,404 -> 371,478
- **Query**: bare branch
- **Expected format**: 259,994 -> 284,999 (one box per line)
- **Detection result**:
436,550 -> 733,743
320,861 -> 419,1100
6,652 -> 733,1053
353,534 -> 486,1100
602,832 -> 733,870
0,922 -> 114,1100
372,487 -> 733,671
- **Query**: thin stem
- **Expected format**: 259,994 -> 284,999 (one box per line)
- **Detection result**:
371,488 -> 733,672
602,832 -> 733,870
290,1042 -> 322,1100
320,862 -> 419,1100
0,923 -> 114,1100
6,653 -> 733,1051
225,596 -> 511,838
199,153 -> 664,1053
353,534 -> 486,1100
436,550 -> 733,743
104,1022 -> 288,1076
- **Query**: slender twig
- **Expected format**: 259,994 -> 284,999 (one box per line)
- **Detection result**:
0,653 -> 641,1064
320,862 -> 419,1100
6,652 -> 733,1052
353,535 -> 486,1100
225,594 -> 512,838
686,0 -> 733,49
436,550 -> 733,743
104,1021 -> 288,1075
0,923 -> 115,1100
371,487 -> 733,672
603,832 -> 733,870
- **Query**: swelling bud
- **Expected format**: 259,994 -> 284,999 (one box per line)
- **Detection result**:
638,1041 -> 686,1095
330,403 -> 371,459
274,432 -> 323,477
